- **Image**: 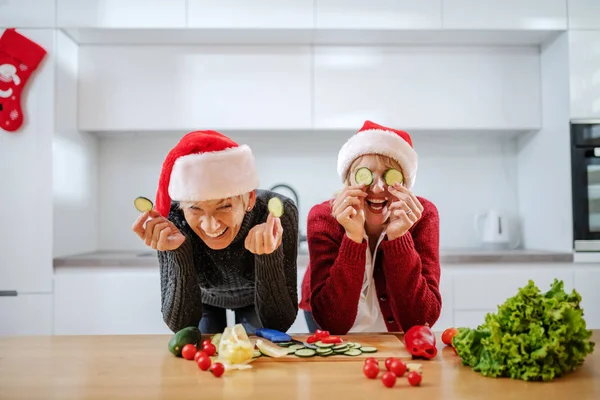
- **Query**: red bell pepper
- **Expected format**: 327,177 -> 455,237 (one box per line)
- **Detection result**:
315,329 -> 330,339
321,336 -> 343,344
404,324 -> 437,359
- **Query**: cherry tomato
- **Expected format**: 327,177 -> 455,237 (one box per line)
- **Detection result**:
202,343 -> 217,357
442,327 -> 459,346
384,357 -> 396,371
388,359 -> 407,377
181,344 -> 197,360
407,371 -> 422,386
381,371 -> 397,388
194,350 -> 208,363
202,339 -> 212,347
196,356 -> 211,371
210,362 -> 225,377
364,357 -> 379,366
363,362 -> 379,379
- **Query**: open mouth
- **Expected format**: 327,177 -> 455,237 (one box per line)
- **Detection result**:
204,227 -> 228,239
365,198 -> 389,214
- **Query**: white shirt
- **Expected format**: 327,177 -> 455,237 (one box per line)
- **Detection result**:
349,230 -> 388,332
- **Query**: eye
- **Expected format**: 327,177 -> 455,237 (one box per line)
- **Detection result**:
218,204 -> 232,210
189,205 -> 202,212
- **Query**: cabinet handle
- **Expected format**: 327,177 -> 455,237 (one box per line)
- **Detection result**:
0,290 -> 17,296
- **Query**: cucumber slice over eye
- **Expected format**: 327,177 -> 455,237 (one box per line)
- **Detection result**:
134,196 -> 153,213
384,168 -> 404,187
355,167 -> 374,186
268,197 -> 284,218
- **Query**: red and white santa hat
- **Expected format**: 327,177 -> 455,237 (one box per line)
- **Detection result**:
155,130 -> 259,217
337,120 -> 418,189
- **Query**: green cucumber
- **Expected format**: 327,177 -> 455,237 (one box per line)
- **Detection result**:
316,347 -> 333,355
167,326 -> 201,357
355,167 -> 374,186
277,341 -> 294,347
348,342 -> 361,349
268,197 -> 284,218
344,349 -> 363,356
332,344 -> 348,350
333,347 -> 350,354
315,341 -> 335,348
384,168 -> 404,186
360,346 -> 378,353
288,344 -> 305,351
295,348 -> 317,357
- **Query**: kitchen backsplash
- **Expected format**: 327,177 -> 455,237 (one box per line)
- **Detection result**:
96,130 -> 519,252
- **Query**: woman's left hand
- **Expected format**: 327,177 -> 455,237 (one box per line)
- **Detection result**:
245,213 -> 283,255
386,182 -> 424,241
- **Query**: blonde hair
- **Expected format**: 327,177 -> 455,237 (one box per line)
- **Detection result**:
178,192 -> 251,210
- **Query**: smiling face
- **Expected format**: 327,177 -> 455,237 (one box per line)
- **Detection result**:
179,191 -> 256,250
347,154 -> 404,227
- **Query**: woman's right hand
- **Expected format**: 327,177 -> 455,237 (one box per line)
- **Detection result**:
331,184 -> 367,243
132,210 -> 186,251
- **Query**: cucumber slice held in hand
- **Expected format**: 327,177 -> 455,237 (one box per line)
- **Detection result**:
268,197 -> 284,218
384,168 -> 404,187
355,167 -> 374,186
134,196 -> 154,213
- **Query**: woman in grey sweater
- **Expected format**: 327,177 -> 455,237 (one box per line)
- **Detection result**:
132,130 -> 299,334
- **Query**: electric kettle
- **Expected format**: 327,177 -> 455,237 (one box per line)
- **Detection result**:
475,209 -> 519,250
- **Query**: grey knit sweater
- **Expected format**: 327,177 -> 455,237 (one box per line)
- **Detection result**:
157,189 -> 299,333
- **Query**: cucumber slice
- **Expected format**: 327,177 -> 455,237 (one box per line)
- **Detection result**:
333,347 -> 350,354
355,167 -> 373,185
134,196 -> 153,213
360,346 -> 378,353
344,349 -> 363,356
253,350 -> 262,358
268,197 -> 284,218
288,344 -> 305,351
384,168 -> 404,187
295,348 -> 317,357
316,347 -> 333,355
332,344 -> 348,350
348,342 -> 362,349
277,341 -> 294,347
286,348 -> 297,355
315,341 -> 335,348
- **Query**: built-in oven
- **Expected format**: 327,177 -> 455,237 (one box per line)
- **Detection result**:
571,121 -> 600,251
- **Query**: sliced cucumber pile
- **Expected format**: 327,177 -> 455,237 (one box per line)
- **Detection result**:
288,341 -> 378,358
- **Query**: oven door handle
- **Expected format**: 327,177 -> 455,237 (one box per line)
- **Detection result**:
592,148 -> 600,157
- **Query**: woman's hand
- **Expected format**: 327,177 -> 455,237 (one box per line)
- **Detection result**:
386,183 -> 424,241
245,213 -> 283,255
332,184 -> 367,243
132,210 -> 186,251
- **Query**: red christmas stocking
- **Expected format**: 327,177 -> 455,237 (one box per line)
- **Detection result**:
0,28 -> 47,132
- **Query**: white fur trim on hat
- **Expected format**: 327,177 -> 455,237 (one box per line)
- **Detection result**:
337,129 -> 418,189
168,144 -> 259,202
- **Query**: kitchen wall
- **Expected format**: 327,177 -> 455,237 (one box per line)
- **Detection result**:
98,130 -> 519,252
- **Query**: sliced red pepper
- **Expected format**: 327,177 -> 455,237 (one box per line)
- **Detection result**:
315,329 -> 330,339
306,335 -> 319,344
321,336 -> 343,344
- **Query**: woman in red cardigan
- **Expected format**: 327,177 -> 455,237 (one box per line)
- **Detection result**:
299,120 -> 442,334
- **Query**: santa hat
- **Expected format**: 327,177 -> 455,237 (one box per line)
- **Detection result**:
155,130 -> 259,217
337,120 -> 418,189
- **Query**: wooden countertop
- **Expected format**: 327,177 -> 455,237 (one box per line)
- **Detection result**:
1,331 -> 598,400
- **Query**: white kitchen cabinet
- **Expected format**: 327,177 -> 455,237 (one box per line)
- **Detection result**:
574,266 -> 600,329
54,266 -> 172,335
452,264 -> 574,311
0,29 -> 54,294
568,0 -> 600,29
0,294 -> 53,337
188,0 -> 314,29
443,0 -> 567,30
57,0 -> 186,28
0,0 -> 56,28
313,46 -> 541,131
315,0 -> 441,29
78,45 -> 312,132
569,31 -> 600,120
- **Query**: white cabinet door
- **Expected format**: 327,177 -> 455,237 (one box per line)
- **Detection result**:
78,45 -> 312,131
315,0 -> 441,29
443,0 -> 567,30
452,265 -> 574,311
0,294 -> 53,336
0,0 -> 56,28
188,0 -> 314,29
54,266 -> 172,335
574,266 -> 600,329
57,0 -> 186,28
568,0 -> 600,29
0,29 -> 54,294
569,31 -> 600,120
313,46 -> 541,131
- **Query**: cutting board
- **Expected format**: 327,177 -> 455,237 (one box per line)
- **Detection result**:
251,334 -> 411,362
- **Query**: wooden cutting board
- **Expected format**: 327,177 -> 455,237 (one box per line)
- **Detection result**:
250,334 -> 411,362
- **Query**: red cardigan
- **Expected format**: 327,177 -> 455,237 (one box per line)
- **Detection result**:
299,196 -> 442,334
